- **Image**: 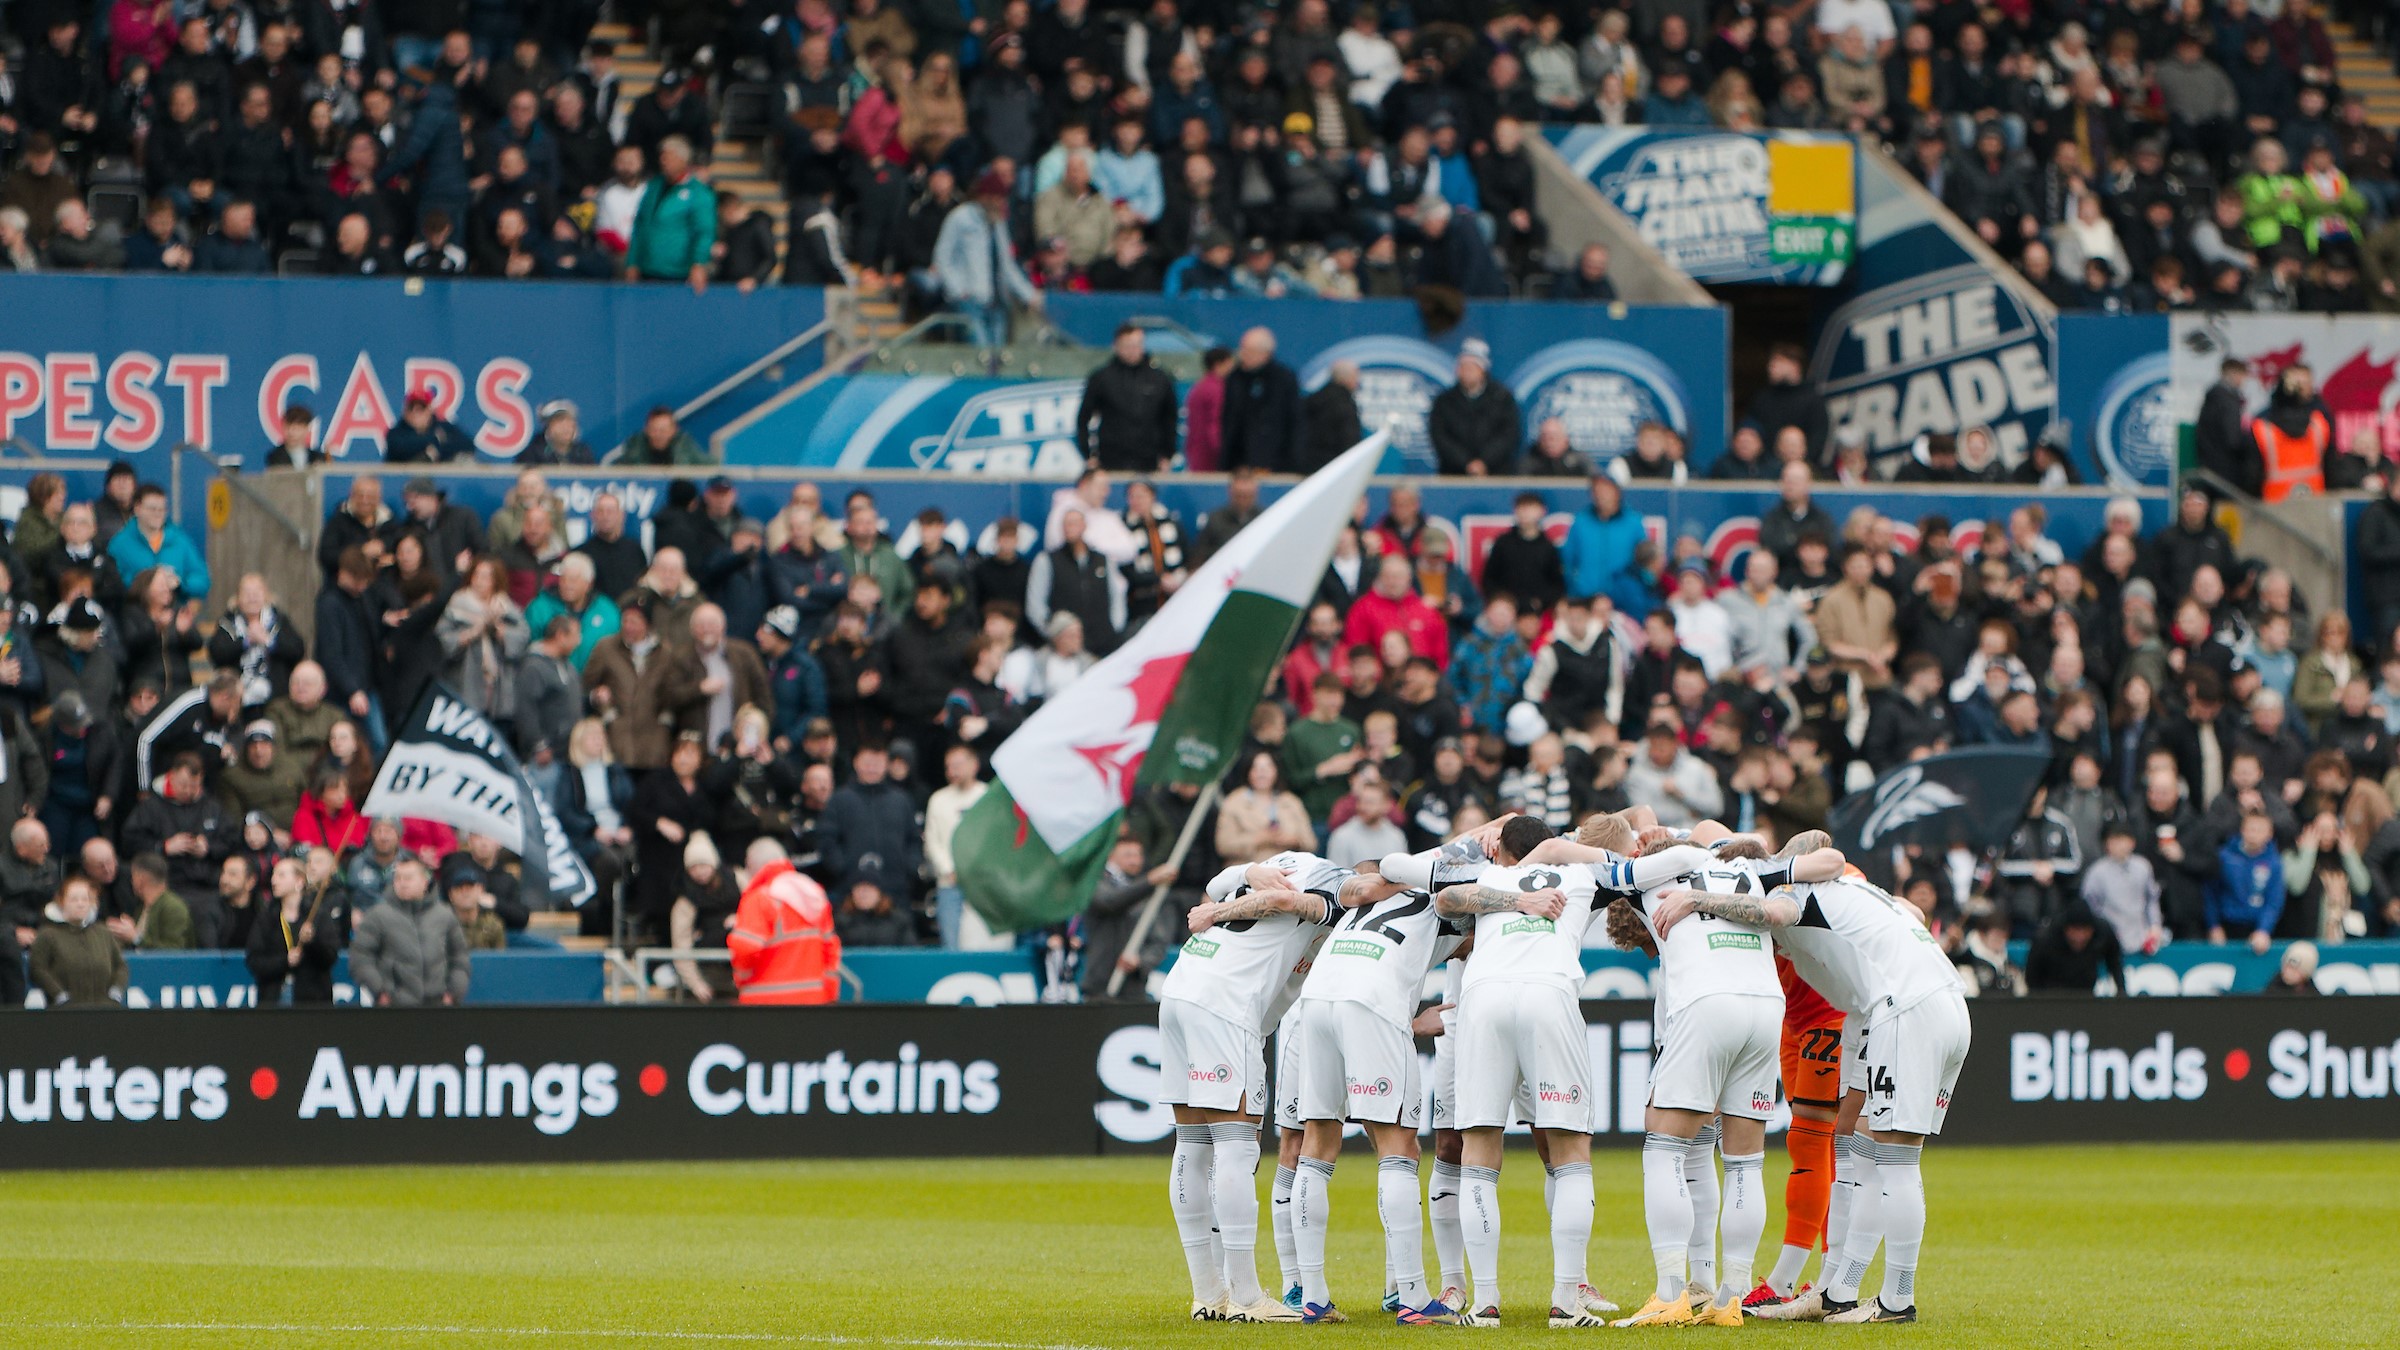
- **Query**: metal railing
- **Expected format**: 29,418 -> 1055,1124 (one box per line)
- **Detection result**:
608,946 -> 865,1004
671,317 -> 835,425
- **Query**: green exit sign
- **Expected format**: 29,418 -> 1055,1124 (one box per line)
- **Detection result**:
1769,217 -> 1854,266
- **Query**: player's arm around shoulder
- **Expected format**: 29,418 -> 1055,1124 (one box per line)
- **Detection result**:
1651,882 -> 1803,935
1434,881 -> 1564,922
1188,884 -> 1323,932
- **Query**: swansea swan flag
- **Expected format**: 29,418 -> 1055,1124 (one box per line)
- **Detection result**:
956,434 -> 1387,931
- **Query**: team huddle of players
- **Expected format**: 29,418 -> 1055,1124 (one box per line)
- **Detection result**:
1153,805 -> 1974,1328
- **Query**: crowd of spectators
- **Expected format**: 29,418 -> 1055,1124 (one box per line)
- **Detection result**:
1857,0 -> 2400,314
8,0 -> 2400,317
0,420 -> 2391,1004
0,1 -> 750,284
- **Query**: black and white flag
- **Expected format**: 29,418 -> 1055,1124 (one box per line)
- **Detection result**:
361,685 -> 597,909
1828,746 -> 2053,859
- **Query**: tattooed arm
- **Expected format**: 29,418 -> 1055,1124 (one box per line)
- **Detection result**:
1649,885 -> 1803,937
1434,883 -> 1566,922
1189,886 -> 1329,933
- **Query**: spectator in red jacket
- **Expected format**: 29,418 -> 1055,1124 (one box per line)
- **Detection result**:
1343,554 -> 1450,671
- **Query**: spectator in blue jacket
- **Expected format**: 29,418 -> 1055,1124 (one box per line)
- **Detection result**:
2208,810 -> 2286,952
390,80 -> 471,231
107,484 -> 210,601
1092,118 -> 1166,226
757,606 -> 829,751
1560,475 -> 1645,608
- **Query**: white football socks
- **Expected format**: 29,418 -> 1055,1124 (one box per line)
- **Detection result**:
1377,1155 -> 1428,1307
1293,1156 -> 1334,1308
1873,1141 -> 1925,1312
1641,1133 -> 1693,1304
1271,1165 -> 1299,1297
1822,1130 -> 1860,1287
1462,1163 -> 1503,1312
1683,1125 -> 1721,1291
1828,1132 -> 1884,1305
1548,1160 -> 1594,1313
1210,1122 -> 1266,1306
1171,1124 -> 1227,1305
1428,1159 -> 1466,1295
1766,1243 -> 1812,1297
1717,1152 -> 1767,1303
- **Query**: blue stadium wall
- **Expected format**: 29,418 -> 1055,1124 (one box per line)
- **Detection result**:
0,274 -> 826,460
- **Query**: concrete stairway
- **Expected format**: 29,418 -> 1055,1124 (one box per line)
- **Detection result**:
592,21 -> 787,238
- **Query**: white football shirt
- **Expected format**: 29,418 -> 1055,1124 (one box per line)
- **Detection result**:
1302,889 -> 1467,1029
1460,861 -> 1601,994
1168,853 -> 1347,1033
1621,852 -> 1784,1020
1773,875 -> 1959,1018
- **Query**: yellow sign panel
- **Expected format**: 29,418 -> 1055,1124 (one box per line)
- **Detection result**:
1767,140 -> 1857,217
207,480 -> 232,532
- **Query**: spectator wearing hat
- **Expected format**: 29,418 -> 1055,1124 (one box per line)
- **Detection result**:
1076,324 -> 1179,473
33,589 -> 117,719
219,720 -> 305,832
525,401 -> 596,465
1231,235 -> 1315,299
1428,339 -> 1522,477
837,862 -> 916,947
352,857 -> 471,1007
385,393 -> 472,464
666,831 -> 740,999
38,688 -> 117,857
441,861 -> 509,951
757,606 -> 830,751
1164,228 -> 1240,297
935,167 -> 1043,348
399,476 -> 489,582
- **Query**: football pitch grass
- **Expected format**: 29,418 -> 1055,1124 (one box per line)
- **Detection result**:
2,1142 -> 2390,1349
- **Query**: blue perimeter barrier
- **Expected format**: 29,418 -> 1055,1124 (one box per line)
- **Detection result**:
102,939 -> 2384,1008
119,948 -> 602,1008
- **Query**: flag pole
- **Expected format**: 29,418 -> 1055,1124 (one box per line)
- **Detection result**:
1105,777 -> 1223,998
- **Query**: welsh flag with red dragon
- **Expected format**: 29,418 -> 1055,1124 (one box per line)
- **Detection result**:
955,434 -> 1387,931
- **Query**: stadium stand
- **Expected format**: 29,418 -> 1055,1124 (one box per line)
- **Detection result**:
5,0 -> 2400,1009
4,0 -> 2395,318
